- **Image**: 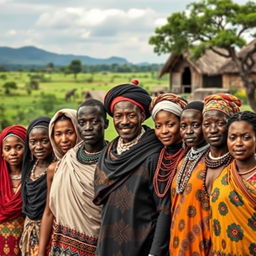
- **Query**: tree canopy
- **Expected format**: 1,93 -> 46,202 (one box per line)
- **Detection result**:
69,59 -> 82,79
149,0 -> 256,111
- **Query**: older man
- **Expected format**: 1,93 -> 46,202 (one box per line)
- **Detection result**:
93,83 -> 170,256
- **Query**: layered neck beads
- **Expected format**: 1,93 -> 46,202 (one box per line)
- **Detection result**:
176,144 -> 209,194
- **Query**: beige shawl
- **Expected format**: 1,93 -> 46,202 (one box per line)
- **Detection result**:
49,142 -> 101,237
49,108 -> 81,160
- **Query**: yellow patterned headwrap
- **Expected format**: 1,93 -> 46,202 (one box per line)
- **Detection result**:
203,93 -> 241,116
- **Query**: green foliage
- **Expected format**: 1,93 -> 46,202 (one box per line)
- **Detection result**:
2,81 -> 17,95
149,0 -> 256,58
39,93 -> 57,114
68,59 -> 82,79
0,105 -> 10,130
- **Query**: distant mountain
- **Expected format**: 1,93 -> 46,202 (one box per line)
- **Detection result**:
0,46 -> 129,66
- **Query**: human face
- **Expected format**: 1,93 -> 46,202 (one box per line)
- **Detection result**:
53,119 -> 77,153
203,110 -> 228,147
180,109 -> 204,148
29,127 -> 52,160
228,121 -> 256,161
113,101 -> 145,143
77,105 -> 107,146
154,110 -> 181,147
2,135 -> 24,167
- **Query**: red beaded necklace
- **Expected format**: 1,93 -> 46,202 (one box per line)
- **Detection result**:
153,147 -> 186,198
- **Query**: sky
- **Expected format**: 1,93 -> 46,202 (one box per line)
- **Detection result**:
0,0 -> 248,64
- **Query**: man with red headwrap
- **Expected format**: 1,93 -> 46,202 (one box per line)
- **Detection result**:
94,83 -> 170,256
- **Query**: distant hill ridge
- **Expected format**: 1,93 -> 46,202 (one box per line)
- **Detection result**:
0,46 -> 129,66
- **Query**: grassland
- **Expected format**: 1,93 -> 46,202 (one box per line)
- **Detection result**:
0,71 -> 168,140
0,71 -> 251,140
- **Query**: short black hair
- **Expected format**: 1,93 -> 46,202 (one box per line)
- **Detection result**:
78,99 -> 107,119
228,111 -> 256,133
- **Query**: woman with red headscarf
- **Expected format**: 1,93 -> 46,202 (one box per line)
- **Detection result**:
0,125 -> 27,256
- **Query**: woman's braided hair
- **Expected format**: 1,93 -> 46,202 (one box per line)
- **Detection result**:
227,111 -> 256,133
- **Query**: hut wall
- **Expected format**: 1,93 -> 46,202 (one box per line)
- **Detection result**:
171,72 -> 182,93
223,74 -> 244,90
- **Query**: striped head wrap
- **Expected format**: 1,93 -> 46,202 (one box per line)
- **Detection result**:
150,93 -> 187,119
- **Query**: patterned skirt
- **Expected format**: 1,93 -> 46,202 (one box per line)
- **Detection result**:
0,216 -> 24,256
49,221 -> 97,256
19,217 -> 41,256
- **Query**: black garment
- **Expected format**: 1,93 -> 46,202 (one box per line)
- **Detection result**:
104,83 -> 152,118
21,116 -> 51,220
94,126 -> 170,256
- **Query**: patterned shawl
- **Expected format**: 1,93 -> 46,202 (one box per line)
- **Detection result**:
0,125 -> 27,223
49,141 -> 102,237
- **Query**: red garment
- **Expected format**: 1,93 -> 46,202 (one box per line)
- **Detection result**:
0,125 -> 27,223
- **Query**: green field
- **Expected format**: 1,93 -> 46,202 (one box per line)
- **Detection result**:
0,71 -> 251,140
0,71 -> 168,140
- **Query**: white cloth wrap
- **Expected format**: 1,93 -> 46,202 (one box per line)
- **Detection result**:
151,100 -> 183,119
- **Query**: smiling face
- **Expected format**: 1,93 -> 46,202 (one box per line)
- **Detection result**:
154,110 -> 181,147
203,110 -> 228,148
77,105 -> 108,147
53,119 -> 77,154
113,101 -> 145,143
180,109 -> 205,148
2,135 -> 24,167
29,127 -> 53,160
228,120 -> 256,161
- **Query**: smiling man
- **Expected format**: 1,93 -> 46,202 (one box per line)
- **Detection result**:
93,83 -> 170,256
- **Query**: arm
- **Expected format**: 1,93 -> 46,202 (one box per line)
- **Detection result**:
148,153 -> 171,256
38,162 -> 56,256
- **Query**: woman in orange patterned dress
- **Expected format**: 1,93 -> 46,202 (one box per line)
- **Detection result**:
210,111 -> 256,255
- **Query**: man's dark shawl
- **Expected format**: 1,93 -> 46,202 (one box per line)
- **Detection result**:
21,116 -> 51,220
94,127 -> 170,256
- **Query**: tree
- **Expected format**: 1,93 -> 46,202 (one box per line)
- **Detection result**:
2,81 -> 17,95
68,59 -> 82,79
149,0 -> 256,111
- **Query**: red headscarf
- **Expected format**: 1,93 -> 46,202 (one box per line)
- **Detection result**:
0,125 -> 27,222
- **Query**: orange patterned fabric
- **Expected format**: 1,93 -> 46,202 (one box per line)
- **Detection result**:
210,162 -> 256,256
203,93 -> 241,116
170,158 -> 211,256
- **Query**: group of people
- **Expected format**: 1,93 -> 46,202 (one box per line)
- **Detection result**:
0,82 -> 255,256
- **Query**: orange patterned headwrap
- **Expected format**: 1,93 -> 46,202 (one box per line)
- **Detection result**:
203,93 -> 241,116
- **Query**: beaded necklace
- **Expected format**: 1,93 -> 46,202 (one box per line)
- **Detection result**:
154,147 -> 185,198
30,159 -> 47,180
10,174 -> 22,180
176,144 -> 209,194
205,150 -> 232,169
77,144 -> 104,165
116,127 -> 145,155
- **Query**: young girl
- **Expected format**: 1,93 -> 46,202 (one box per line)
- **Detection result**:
39,109 -> 81,255
0,125 -> 27,256
150,93 -> 187,198
210,111 -> 256,255
19,117 -> 54,256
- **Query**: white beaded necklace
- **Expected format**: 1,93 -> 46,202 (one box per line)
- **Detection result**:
116,127 -> 145,155
176,144 -> 209,194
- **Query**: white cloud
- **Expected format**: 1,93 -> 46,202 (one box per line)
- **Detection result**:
6,29 -> 17,36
